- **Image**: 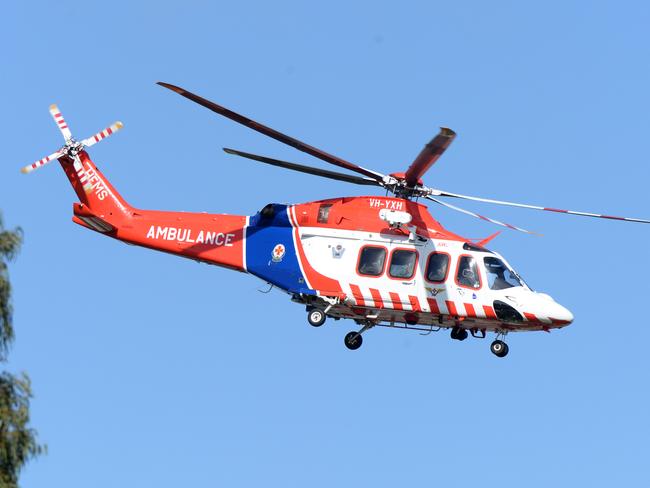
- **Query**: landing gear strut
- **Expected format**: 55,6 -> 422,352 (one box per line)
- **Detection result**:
490,339 -> 509,358
344,321 -> 375,350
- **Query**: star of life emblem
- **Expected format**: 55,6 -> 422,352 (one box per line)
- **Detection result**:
271,243 -> 286,262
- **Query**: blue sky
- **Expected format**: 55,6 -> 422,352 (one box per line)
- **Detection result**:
3,1 -> 650,486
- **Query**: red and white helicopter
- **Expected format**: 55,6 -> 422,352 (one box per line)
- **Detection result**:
23,83 -> 650,357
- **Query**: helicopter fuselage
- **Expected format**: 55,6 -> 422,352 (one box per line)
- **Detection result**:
66,153 -> 572,338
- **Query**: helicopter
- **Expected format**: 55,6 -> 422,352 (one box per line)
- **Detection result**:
22,82 -> 650,357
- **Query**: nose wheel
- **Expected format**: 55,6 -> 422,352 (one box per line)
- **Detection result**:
490,339 -> 509,358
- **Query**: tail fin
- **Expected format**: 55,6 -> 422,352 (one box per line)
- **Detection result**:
60,151 -> 132,233
61,151 -> 129,213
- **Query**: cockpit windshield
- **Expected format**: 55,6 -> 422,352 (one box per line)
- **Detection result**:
483,256 -> 525,290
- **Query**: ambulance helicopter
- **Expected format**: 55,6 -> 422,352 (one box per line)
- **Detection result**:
22,83 -> 650,357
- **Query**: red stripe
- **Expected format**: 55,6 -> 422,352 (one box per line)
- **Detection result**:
600,215 -> 624,221
107,127 -> 113,135
369,288 -> 384,308
389,292 -> 403,310
427,298 -> 440,314
408,295 -> 422,312
544,207 -> 568,213
524,312 -> 538,322
482,305 -> 497,319
94,135 -> 100,142
349,284 -> 365,306
445,300 -> 458,317
464,303 -> 477,317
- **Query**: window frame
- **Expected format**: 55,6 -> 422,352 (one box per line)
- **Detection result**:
356,245 -> 388,278
387,247 -> 419,281
455,253 -> 483,290
424,251 -> 451,284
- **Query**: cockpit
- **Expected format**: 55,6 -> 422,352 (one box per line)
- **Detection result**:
451,247 -> 529,292
483,256 -> 526,290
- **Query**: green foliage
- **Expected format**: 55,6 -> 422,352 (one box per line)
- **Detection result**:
0,373 -> 43,488
0,218 -> 22,362
0,214 -> 43,487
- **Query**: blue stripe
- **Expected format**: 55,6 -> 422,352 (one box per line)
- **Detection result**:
244,204 -> 314,294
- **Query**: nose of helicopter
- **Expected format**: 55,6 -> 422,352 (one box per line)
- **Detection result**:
531,293 -> 573,326
549,301 -> 574,325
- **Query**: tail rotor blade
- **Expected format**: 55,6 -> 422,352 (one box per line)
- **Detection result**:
432,188 -> 650,224
71,155 -> 93,193
21,150 -> 64,174
81,121 -> 124,148
425,195 -> 537,235
49,104 -> 72,141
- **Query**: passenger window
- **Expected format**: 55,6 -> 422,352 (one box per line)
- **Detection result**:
317,204 -> 332,223
456,255 -> 481,289
357,246 -> 386,276
425,252 -> 449,283
389,249 -> 417,279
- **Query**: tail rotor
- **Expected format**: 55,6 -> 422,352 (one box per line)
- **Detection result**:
21,104 -> 123,177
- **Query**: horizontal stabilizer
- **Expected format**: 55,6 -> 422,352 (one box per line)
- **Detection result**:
73,203 -> 115,233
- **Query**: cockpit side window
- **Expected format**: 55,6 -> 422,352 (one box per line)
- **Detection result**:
456,255 -> 481,289
484,256 -> 523,290
357,246 -> 387,277
388,249 -> 417,279
425,252 -> 450,283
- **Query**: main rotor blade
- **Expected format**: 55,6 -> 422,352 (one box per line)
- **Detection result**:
425,195 -> 537,235
404,128 -> 456,187
157,82 -> 385,182
433,189 -> 650,224
223,148 -> 380,186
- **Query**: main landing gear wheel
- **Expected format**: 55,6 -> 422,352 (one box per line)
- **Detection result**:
490,340 -> 509,358
344,332 -> 363,350
307,308 -> 326,327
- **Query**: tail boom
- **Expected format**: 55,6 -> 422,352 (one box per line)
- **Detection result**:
114,210 -> 247,271
61,152 -> 247,271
